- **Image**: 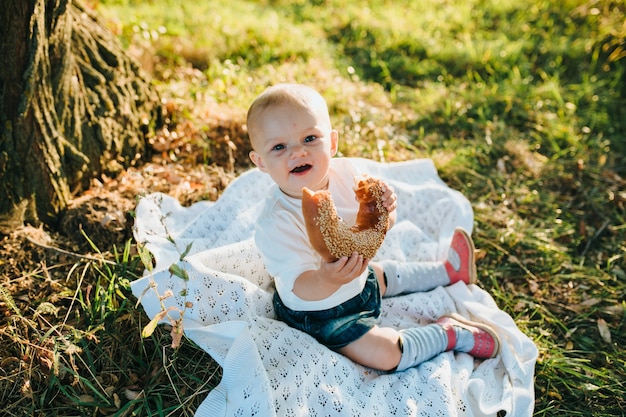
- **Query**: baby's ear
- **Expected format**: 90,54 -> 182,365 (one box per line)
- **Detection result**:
330,130 -> 339,156
249,150 -> 267,172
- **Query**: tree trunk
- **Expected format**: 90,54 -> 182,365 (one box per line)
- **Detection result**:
0,0 -> 161,232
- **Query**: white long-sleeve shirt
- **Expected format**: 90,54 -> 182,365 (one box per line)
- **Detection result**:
255,158 -> 369,311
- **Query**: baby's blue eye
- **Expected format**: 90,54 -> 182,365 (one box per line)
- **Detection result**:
304,135 -> 317,143
272,144 -> 285,151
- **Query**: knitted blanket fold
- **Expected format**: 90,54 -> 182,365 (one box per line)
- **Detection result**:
131,158 -> 537,417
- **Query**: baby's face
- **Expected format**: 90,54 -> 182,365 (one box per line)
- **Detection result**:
249,102 -> 338,198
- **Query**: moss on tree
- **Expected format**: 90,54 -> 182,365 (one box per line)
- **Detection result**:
0,0 -> 162,232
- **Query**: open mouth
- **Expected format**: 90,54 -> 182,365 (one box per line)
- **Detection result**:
290,164 -> 312,174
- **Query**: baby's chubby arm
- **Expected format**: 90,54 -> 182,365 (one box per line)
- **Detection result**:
292,253 -> 368,301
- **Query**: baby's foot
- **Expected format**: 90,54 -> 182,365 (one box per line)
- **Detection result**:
437,313 -> 499,359
444,228 -> 477,285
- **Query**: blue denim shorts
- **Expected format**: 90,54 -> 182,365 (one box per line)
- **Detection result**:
273,267 -> 381,350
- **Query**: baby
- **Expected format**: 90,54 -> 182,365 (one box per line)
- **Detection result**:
247,83 -> 499,371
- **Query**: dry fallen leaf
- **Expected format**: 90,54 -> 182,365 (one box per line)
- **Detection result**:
124,388 -> 144,401
597,318 -> 612,343
580,298 -> 601,307
78,394 -> 94,403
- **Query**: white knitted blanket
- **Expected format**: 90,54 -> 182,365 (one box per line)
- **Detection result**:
131,158 -> 537,417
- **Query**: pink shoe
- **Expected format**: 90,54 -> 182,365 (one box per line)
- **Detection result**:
437,314 -> 499,359
444,228 -> 477,285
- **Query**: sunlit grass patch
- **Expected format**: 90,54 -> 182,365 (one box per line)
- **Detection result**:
100,0 -> 329,72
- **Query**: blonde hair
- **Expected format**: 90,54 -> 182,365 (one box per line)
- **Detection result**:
246,84 -> 330,143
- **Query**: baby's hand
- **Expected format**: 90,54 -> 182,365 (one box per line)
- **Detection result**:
320,252 -> 369,286
380,181 -> 397,213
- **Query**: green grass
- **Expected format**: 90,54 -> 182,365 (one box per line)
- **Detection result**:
3,0 -> 625,415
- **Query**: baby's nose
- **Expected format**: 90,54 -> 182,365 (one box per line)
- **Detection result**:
291,146 -> 307,158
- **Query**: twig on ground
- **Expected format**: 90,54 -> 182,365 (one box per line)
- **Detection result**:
25,235 -> 117,266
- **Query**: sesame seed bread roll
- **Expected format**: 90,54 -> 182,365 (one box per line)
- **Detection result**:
302,175 -> 389,262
